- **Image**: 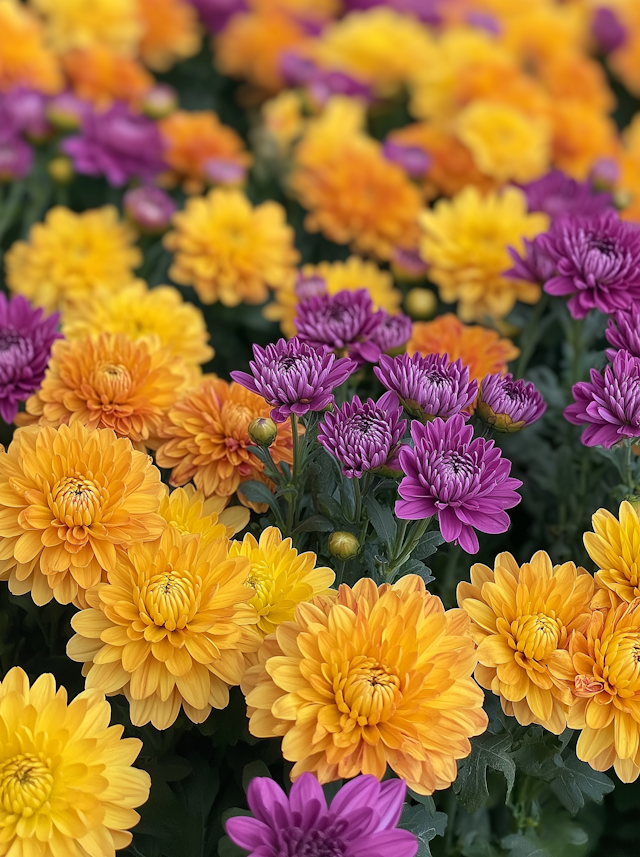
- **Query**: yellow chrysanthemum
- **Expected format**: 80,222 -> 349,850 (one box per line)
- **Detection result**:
229,526 -> 335,637
138,0 -> 201,72
568,594 -> 640,782
419,186 -> 550,322
68,526 -> 262,730
5,206 -> 142,313
584,501 -> 640,603
0,0 -> 62,94
455,100 -> 551,184
164,188 -> 299,307
242,575 -> 487,794
0,666 -> 150,857
30,0 -> 142,55
61,281 -> 214,368
265,256 -> 401,338
609,3 -> 640,97
0,422 -> 164,607
458,551 -> 594,735
159,484 -> 250,544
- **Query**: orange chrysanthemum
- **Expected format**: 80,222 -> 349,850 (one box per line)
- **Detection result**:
550,100 -> 620,181
609,4 -> 640,97
62,46 -> 154,111
68,525 -> 262,729
407,313 -> 519,383
458,551 -> 594,734
0,422 -> 164,607
155,378 -> 294,508
138,0 -> 201,72
242,575 -> 487,794
0,0 -> 62,94
18,333 -> 185,449
158,110 -> 252,195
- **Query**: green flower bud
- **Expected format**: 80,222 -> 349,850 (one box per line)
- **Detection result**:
248,417 -> 277,447
328,531 -> 360,560
404,287 -> 437,320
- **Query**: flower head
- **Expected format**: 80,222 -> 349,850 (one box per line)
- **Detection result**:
0,293 -> 61,423
458,551 -> 594,734
506,235 -> 556,286
5,205 -> 142,312
592,6 -> 627,54
565,350 -> 640,448
160,483 -> 249,543
375,352 -> 477,424
522,170 -> 614,223
0,0 -> 62,94
396,415 -> 522,554
226,774 -> 418,857
164,188 -> 299,307
124,186 -> 177,234
0,136 -> 33,182
30,0 -> 142,55
61,46 -> 153,111
0,666 -> 150,857
357,311 -> 413,364
231,336 -> 355,423
68,525 -> 261,729
606,306 -> 640,361
295,289 -> 384,358
138,0 -> 201,72
476,373 -> 546,433
539,211 -> 640,318
584,501 -> 640,604
189,0 -> 248,33
0,422 -> 164,607
318,391 -> 406,478
382,139 -> 430,178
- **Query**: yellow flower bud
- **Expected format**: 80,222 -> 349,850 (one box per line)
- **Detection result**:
328,531 -> 360,560
248,417 -> 277,447
404,287 -> 437,320
48,156 -> 74,185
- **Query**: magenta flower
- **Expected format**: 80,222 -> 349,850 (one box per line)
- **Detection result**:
187,0 -> 247,32
0,89 -> 50,142
226,773 -> 418,857
231,336 -> 356,423
606,306 -> 640,360
382,141 -> 430,178
0,137 -> 33,182
295,272 -> 328,302
396,415 -> 522,553
351,312 -> 412,365
318,391 -> 406,478
0,294 -> 61,423
374,352 -> 477,423
506,236 -> 556,285
309,71 -> 373,107
476,373 -> 546,433
538,211 -> 640,318
295,290 -> 384,360
521,170 -> 613,223
342,0 -> 442,24
565,350 -> 640,448
123,186 -> 176,234
592,6 -> 626,54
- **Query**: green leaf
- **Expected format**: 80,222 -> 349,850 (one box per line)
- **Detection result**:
391,558 -> 434,584
454,733 -> 516,813
411,531 -> 445,561
316,493 -> 343,522
548,754 -> 614,814
241,761 -> 272,793
502,834 -> 553,857
292,515 -> 334,534
364,495 -> 397,548
237,480 -> 278,508
399,803 -> 447,857
217,834 -> 247,857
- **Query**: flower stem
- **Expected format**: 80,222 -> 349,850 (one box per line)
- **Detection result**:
515,293 -> 550,379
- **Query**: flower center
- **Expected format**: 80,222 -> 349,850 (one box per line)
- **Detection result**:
512,613 -> 561,661
589,236 -> 616,256
93,361 -> 132,401
440,451 -> 475,478
49,475 -> 102,527
275,824 -> 347,857
0,329 -> 33,369
601,629 -> 640,691
141,570 -> 200,631
0,753 -> 54,817
333,656 -> 401,727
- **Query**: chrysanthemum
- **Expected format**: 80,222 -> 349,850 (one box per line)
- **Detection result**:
549,100 -> 620,181
155,378 -> 294,507
0,0 -> 62,94
407,313 -> 519,384
123,186 -> 177,235
584,501 -> 640,604
160,484 -> 250,544
5,205 -> 142,313
138,0 -> 201,72
522,170 -> 614,222
242,575 -> 487,794
30,0 -> 143,55
164,188 -> 299,307
419,187 -> 549,322
458,551 -> 594,734
0,421 -> 164,606
61,281 -> 213,368
68,525 -> 262,730
229,526 -> 335,638
0,135 -> 33,182
0,666 -> 150,856
295,289 -> 384,358
476,373 -> 546,433
158,110 -> 252,195
62,46 -> 153,111
606,306 -> 640,361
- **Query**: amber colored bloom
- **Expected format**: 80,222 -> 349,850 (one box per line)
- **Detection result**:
0,421 -> 164,607
609,5 -> 640,97
0,0 -> 62,94
159,484 -> 250,544
549,100 -> 620,181
230,527 -> 335,637
30,0 -> 142,55
5,205 -> 142,313
265,256 -> 401,338
61,281 -> 214,368
62,46 -> 153,111
0,666 -> 150,856
419,186 -> 549,322
458,551 -> 594,734
159,110 -> 252,195
68,525 -> 262,729
155,378 -> 294,507
584,501 -> 640,604
538,51 -> 615,114
242,575 -> 486,793
138,0 -> 201,72
19,333 -> 184,448
164,188 -> 298,307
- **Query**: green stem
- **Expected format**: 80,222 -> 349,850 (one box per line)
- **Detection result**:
623,440 -> 633,492
390,518 -> 431,573
568,315 -> 586,387
0,181 -> 25,243
515,293 -> 550,379
290,414 -> 300,483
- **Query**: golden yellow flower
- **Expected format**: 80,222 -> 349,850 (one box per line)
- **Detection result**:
455,99 -> 551,184
68,526 -> 262,729
138,0 -> 201,72
458,551 -> 594,734
164,188 -> 299,307
230,526 -> 335,637
568,594 -> 640,782
61,281 -> 214,368
0,421 -> 164,607
30,0 -> 142,55
584,501 -> 640,604
5,206 -> 142,313
0,0 -> 62,94
0,666 -> 150,856
62,45 -> 153,111
419,186 -> 549,322
159,484 -> 250,544
19,333 -> 184,449
242,575 -> 487,794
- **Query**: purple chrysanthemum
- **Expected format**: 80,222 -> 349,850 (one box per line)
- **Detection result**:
592,6 -> 626,54
123,186 -> 176,234
476,373 -> 546,433
295,272 -> 328,302
382,141 -> 430,178
318,391 -> 406,477
226,774 -> 418,857
62,103 -> 165,187
0,294 -> 61,423
0,136 -> 33,182
309,71 -> 373,106
231,336 -> 355,423
374,352 -> 477,423
521,170 -> 613,223
0,88 -> 50,142
350,312 -> 413,365
565,349 -> 640,448
187,0 -> 247,32
538,211 -> 640,318
396,415 -> 522,554
295,290 -> 384,360
606,306 -> 640,360
506,236 -> 556,284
